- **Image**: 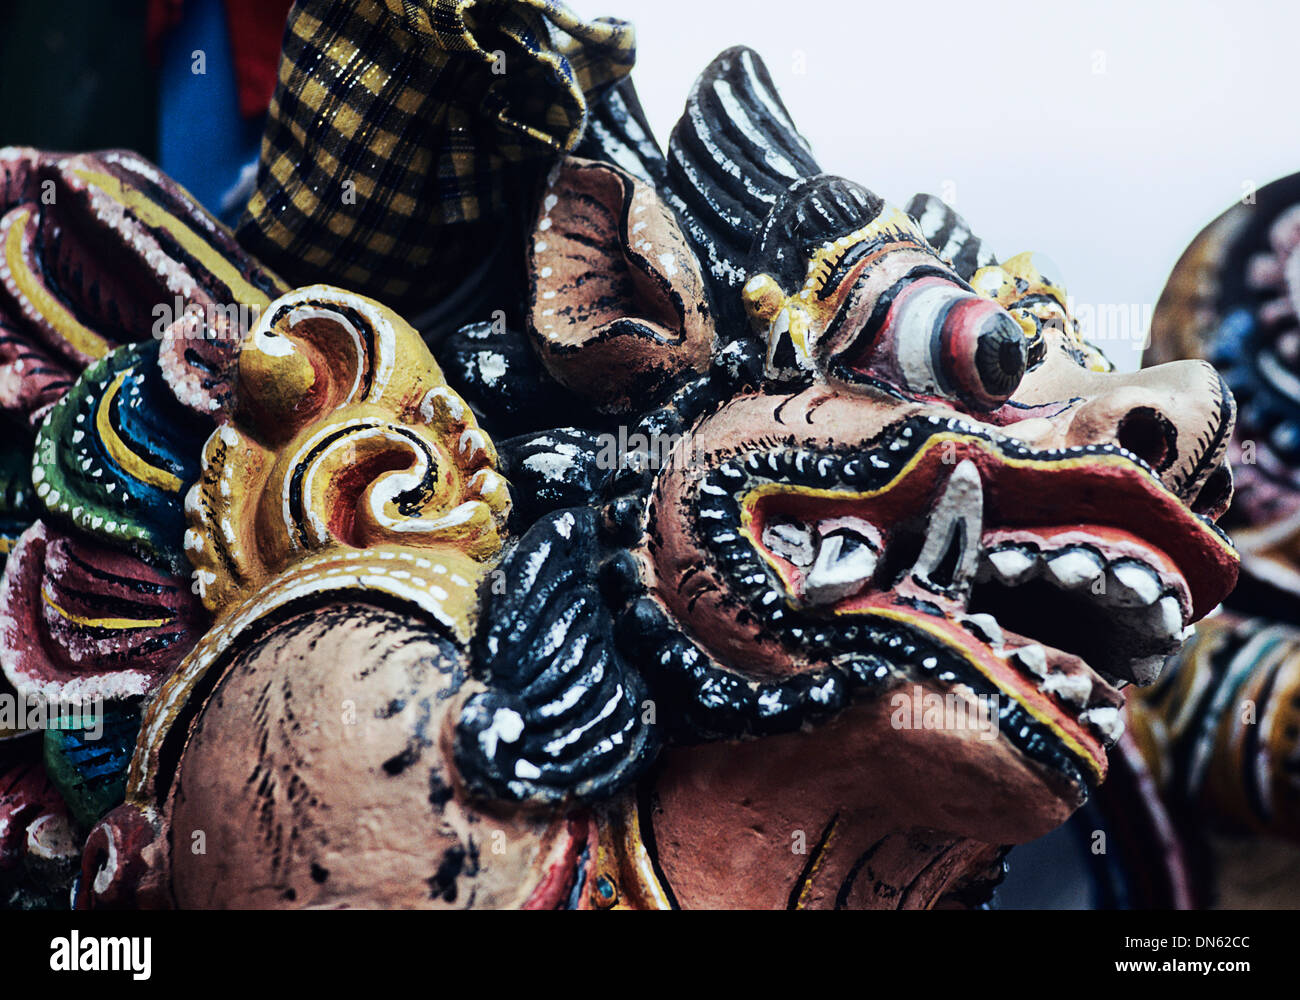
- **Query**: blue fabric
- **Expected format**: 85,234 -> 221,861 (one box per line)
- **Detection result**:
157,0 -> 261,224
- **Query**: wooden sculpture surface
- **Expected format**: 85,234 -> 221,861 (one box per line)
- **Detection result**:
0,148 -> 283,905
0,48 -> 1242,910
1127,173 -> 1300,907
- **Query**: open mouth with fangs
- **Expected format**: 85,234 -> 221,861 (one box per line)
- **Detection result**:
695,415 -> 1239,788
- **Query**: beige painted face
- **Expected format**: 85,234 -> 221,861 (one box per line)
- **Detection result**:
511,153 -> 1241,834
639,248 -> 1239,825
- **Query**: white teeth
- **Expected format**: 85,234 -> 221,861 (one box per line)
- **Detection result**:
1012,644 -> 1049,678
1079,706 -> 1125,746
1177,624 -> 1195,642
988,548 -> 1036,584
1128,654 -> 1168,686
1110,563 -> 1161,607
1040,671 -> 1093,708
962,612 -> 1004,647
1152,595 -> 1184,637
763,519 -> 815,567
1046,548 -> 1104,589
803,532 -> 878,605
913,459 -> 983,594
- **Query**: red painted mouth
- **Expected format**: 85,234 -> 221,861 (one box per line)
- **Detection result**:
738,431 -> 1239,777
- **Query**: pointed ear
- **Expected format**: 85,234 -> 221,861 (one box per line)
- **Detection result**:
665,46 -> 820,334
527,157 -> 714,413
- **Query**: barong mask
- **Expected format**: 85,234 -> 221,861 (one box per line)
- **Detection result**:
0,47 -> 1242,909
510,49 -> 1241,827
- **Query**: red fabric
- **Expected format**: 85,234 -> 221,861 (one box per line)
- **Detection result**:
146,0 -> 186,65
146,0 -> 293,119
223,0 -> 295,119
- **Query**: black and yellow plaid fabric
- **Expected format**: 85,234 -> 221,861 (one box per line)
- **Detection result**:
237,0 -> 635,307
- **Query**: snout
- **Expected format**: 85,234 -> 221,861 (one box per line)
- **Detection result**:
1064,359 -> 1236,515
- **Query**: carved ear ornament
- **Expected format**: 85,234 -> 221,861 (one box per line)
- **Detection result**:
111,286 -> 511,809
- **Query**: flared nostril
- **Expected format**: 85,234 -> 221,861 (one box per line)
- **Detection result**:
1190,462 -> 1234,520
1116,407 -> 1178,471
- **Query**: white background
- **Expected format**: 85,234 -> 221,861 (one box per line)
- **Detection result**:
568,0 -> 1300,370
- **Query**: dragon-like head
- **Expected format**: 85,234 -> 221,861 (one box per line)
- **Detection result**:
483,48 -> 1241,845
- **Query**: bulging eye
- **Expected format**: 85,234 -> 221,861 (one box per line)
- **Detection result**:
832,272 -> 1030,409
963,308 -> 1031,402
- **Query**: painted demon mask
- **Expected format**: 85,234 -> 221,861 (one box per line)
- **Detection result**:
511,50 -> 1237,802
0,47 -> 1241,910
1147,172 -> 1300,615
449,48 -> 1238,903
1123,173 -> 1300,875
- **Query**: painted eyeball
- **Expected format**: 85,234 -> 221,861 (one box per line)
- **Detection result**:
831,272 -> 1031,410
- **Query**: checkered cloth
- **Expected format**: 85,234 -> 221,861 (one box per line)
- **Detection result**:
237,0 -> 635,307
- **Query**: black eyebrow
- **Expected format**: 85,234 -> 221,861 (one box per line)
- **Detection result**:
823,263 -> 958,358
819,231 -> 968,301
